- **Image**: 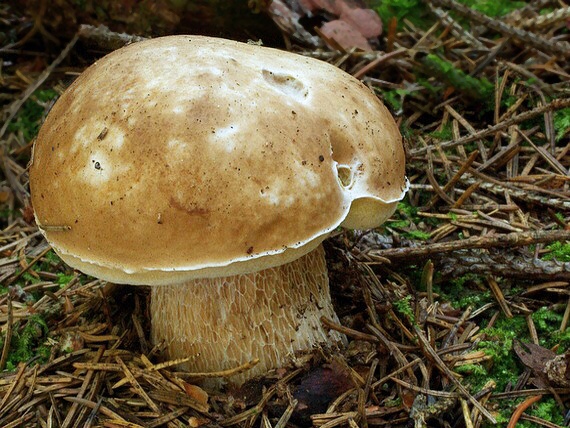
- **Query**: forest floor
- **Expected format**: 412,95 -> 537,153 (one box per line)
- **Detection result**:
0,1 -> 569,427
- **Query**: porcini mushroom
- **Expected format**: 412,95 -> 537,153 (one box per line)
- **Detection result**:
30,36 -> 408,386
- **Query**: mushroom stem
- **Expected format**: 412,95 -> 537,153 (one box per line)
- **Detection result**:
150,244 -> 346,387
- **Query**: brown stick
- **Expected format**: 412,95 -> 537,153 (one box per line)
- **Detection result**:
0,297 -> 13,371
506,395 -> 542,428
0,34 -> 79,139
426,0 -> 570,58
413,326 -> 496,423
367,230 -> 570,260
439,249 -> 570,280
410,98 -> 570,156
78,24 -> 147,51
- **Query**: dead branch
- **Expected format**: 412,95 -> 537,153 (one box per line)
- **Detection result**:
410,98 -> 570,156
77,24 -> 147,51
439,249 -> 570,280
0,35 -> 78,140
425,0 -> 570,58
364,230 -> 570,260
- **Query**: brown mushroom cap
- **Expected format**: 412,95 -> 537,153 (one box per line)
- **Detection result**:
30,35 -> 407,284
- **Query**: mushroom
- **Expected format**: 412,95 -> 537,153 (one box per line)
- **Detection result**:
29,36 -> 408,386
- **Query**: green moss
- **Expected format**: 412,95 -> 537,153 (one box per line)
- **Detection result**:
457,0 -> 526,17
11,251 -> 72,291
494,397 -> 564,428
553,108 -> 570,142
0,208 -> 18,219
533,306 -> 562,332
531,306 -> 570,349
475,316 -> 528,391
386,201 -> 436,240
461,307 -> 570,401
524,397 -> 565,426
372,0 -> 526,31
542,241 -> 570,262
394,295 -> 415,323
554,212 -> 566,224
419,54 -> 494,102
454,363 -> 495,395
404,230 -> 431,240
380,88 -> 408,112
22,271 -> 41,284
56,273 -> 75,286
43,250 -> 61,264
2,315 -> 51,370
371,0 -> 429,30
435,273 -> 491,310
396,201 -> 419,217
7,89 -> 58,141
430,123 -> 453,140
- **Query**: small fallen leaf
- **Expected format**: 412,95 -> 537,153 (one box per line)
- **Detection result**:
513,340 -> 557,388
0,189 -> 12,203
292,360 -> 354,422
182,382 -> 209,407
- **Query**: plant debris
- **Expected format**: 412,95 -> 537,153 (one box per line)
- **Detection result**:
1,0 -> 569,427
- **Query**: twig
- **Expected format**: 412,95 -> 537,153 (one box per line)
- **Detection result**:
561,298 -> 570,333
426,4 -> 486,50
0,361 -> 27,413
146,407 -> 189,428
367,229 -> 570,260
6,245 -> 52,286
462,170 -> 570,211
515,129 -> 568,176
352,48 -> 408,80
390,376 -> 459,398
518,7 -> 570,30
0,34 -> 79,140
321,316 -> 379,343
147,390 -> 209,414
441,306 -> 472,349
410,98 -> 570,156
63,397 -> 131,423
371,357 -> 422,390
274,398 -> 298,428
439,249 -> 570,280
413,326 -> 496,423
62,346 -> 105,427
460,398 -> 475,428
173,359 -> 260,379
78,24 -> 147,51
506,394 -> 542,428
425,0 -> 570,58
426,150 -> 479,208
486,276 -> 513,318
0,296 -> 13,371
